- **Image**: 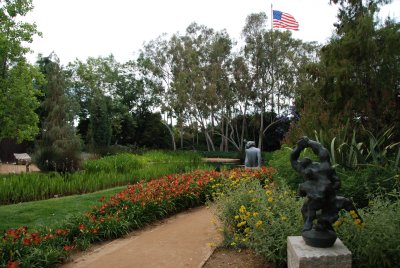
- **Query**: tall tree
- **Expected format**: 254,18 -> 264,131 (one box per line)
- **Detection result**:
295,0 -> 400,141
0,0 -> 44,142
35,54 -> 81,171
242,13 -> 318,149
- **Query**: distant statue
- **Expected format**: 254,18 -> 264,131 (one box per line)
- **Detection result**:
290,136 -> 362,248
244,141 -> 262,168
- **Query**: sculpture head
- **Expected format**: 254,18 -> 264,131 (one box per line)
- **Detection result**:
245,141 -> 256,149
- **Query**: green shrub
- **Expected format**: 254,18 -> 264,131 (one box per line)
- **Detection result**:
338,166 -> 399,208
336,193 -> 400,268
212,179 -> 303,267
268,146 -> 317,189
214,176 -> 400,267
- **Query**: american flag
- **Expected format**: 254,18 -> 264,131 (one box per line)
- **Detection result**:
273,10 -> 299,31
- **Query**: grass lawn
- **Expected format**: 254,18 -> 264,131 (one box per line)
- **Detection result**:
0,186 -> 126,231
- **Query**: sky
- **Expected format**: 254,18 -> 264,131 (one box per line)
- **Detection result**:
23,0 -> 400,65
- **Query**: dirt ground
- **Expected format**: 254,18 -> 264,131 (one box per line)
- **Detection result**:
204,247 -> 272,268
0,163 -> 40,174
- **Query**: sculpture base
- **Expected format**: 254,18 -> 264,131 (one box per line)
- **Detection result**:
302,229 -> 337,248
287,236 -> 352,268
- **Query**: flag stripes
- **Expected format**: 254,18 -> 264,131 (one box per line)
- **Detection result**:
273,10 -> 299,31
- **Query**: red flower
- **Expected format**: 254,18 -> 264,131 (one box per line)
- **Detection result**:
79,224 -> 85,230
63,244 -> 75,251
91,228 -> 98,234
22,238 -> 31,246
7,261 -> 18,268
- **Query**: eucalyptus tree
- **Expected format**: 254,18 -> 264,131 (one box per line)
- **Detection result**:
0,0 -> 44,142
242,12 -> 318,150
224,55 -> 255,151
139,34 -> 177,150
169,23 -> 234,151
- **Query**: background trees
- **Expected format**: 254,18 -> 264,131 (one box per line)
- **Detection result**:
287,0 -> 400,144
0,0 -> 44,143
1,0 -> 398,158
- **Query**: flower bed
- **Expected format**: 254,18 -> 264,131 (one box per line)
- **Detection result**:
1,167 -> 275,268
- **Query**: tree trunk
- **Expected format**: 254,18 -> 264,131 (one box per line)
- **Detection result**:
258,100 -> 264,150
161,121 -> 176,151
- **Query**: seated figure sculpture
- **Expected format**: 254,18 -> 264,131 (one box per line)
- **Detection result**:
290,136 -> 362,247
244,141 -> 261,168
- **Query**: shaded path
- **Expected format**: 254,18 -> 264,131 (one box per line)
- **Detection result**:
61,206 -> 222,268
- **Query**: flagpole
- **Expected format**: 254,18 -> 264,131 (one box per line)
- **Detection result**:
271,3 -> 273,30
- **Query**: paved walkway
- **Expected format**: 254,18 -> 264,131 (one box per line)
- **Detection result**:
61,206 -> 222,268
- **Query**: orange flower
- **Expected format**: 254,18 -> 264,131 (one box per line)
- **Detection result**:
22,238 -> 31,246
63,245 -> 75,251
7,261 -> 18,268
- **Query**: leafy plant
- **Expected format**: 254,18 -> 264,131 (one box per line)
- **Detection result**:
336,193 -> 400,268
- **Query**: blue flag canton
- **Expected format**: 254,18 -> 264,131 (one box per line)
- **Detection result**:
273,10 -> 283,21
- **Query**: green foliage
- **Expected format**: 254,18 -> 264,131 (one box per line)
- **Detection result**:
336,194 -> 400,268
198,150 -> 241,159
35,56 -> 81,172
291,1 -> 400,142
82,153 -> 145,173
338,166 -> 399,208
212,179 -> 303,267
267,146 -> 317,189
141,150 -> 202,163
0,0 -> 44,142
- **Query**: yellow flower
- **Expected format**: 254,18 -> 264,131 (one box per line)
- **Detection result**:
239,205 -> 246,213
268,197 -> 274,203
333,218 -> 344,228
253,212 -> 259,217
251,198 -> 256,203
265,190 -> 272,196
354,219 -> 362,225
237,221 -> 247,227
234,215 -> 240,219
255,220 -> 263,228
230,242 -> 236,246
281,216 -> 287,221
248,190 -> 254,194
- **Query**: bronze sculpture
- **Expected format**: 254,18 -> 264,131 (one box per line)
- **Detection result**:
244,141 -> 262,168
290,136 -> 362,248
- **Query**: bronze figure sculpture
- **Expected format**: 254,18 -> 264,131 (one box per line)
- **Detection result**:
290,136 -> 362,248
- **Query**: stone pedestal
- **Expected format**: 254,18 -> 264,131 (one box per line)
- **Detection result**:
287,236 -> 352,268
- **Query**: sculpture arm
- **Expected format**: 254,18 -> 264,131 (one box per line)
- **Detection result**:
290,145 -> 304,173
307,140 -> 330,162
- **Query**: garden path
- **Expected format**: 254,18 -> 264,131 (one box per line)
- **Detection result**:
61,206 -> 222,268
